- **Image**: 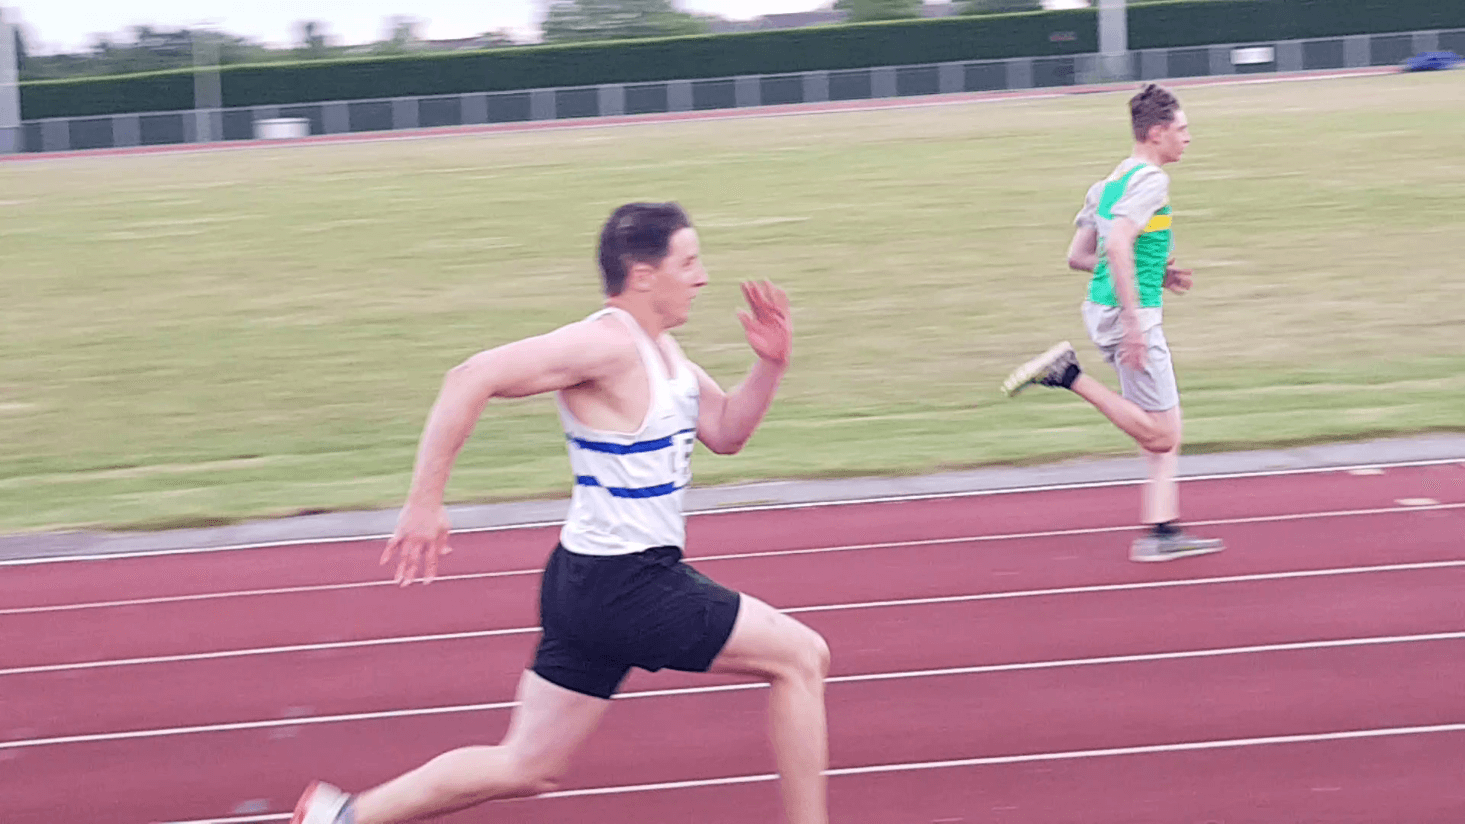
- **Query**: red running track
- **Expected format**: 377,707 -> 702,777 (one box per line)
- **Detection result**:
1,461 -> 1462,824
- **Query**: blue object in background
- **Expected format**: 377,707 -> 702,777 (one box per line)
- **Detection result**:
1403,51 -> 1463,71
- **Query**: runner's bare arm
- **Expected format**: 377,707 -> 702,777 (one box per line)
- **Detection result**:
1068,225 -> 1099,273
406,322 -> 626,505
1104,218 -> 1144,313
687,359 -> 781,455
684,281 -> 792,455
382,321 -> 627,584
1103,218 -> 1147,369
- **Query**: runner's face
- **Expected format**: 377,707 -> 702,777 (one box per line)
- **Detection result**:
1155,109 -> 1191,163
650,228 -> 707,328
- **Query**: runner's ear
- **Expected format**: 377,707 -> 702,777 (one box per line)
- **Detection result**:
625,259 -> 658,293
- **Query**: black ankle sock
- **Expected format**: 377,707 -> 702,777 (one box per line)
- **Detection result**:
1057,362 -> 1082,390
1150,520 -> 1179,537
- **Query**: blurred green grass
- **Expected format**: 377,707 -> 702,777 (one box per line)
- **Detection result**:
1,71 -> 1461,532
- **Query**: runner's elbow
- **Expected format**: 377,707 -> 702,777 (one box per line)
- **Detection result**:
700,425 -> 750,455
443,356 -> 485,390
442,352 -> 505,401
704,436 -> 746,456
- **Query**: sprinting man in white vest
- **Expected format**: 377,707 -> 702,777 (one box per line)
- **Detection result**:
1001,84 -> 1224,563
293,202 -> 830,824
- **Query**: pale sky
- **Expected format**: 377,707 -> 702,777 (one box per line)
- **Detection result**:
9,1 -> 882,54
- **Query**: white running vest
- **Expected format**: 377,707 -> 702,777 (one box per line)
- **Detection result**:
556,308 -> 700,556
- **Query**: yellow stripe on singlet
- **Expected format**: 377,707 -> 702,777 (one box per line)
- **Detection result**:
1144,213 -> 1173,233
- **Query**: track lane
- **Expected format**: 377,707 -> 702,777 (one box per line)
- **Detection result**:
6,505 -> 1460,670
6,563 -> 1465,742
4,639 -> 1462,824
4,462 -> 1459,610
3,465 -> 1460,824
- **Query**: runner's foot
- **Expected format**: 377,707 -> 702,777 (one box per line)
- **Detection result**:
1001,341 -> 1081,396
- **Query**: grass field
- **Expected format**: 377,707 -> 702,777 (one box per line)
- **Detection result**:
2,71 -> 1462,533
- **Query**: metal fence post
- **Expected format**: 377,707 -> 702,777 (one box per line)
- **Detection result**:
1098,0 -> 1131,81
1073,53 -> 1100,84
0,7 -> 21,153
802,71 -> 829,103
391,97 -> 418,130
1139,49 -> 1167,79
462,92 -> 489,124
871,66 -> 897,98
1412,30 -> 1440,53
1276,40 -> 1304,72
938,61 -> 963,94
597,84 -> 625,117
667,79 -> 693,112
322,101 -> 349,134
113,113 -> 141,147
734,76 -> 760,108
192,29 -> 222,143
40,118 -> 67,152
1208,44 -> 1234,75
529,89 -> 555,121
1344,34 -> 1370,68
1006,57 -> 1034,90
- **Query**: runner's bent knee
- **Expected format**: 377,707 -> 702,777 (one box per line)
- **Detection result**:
775,618 -> 830,683
1140,430 -> 1178,454
1139,411 -> 1180,453
716,596 -> 830,682
497,747 -> 570,798
808,624 -> 832,677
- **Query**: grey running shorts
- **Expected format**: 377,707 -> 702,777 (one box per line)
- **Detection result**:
1081,300 -> 1180,412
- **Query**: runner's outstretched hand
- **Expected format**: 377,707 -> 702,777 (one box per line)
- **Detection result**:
381,501 -> 453,586
738,280 -> 792,366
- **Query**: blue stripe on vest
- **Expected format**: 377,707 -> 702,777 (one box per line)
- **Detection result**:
574,476 -> 683,499
567,428 -> 695,455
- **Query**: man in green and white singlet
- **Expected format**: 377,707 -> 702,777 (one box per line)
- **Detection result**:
1001,84 -> 1224,562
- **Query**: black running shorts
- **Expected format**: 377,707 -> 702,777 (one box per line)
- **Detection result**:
531,543 -> 742,699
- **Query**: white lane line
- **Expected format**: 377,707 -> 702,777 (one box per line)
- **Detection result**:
3,456 -> 1459,567
6,500 -> 1462,616
7,554 -> 1465,677
158,817 -> 290,824
153,719 -> 1465,823
551,720 -> 1465,793
6,630 -> 1463,750
0,568 -> 539,616
0,627 -> 540,675
782,556 -> 1465,615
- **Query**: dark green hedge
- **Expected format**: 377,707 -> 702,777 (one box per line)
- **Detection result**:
1128,0 -> 1465,50
20,10 -> 1096,118
21,69 -> 194,119
21,0 -> 1465,120
221,10 -> 1097,108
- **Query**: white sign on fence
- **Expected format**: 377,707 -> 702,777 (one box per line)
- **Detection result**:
254,118 -> 311,140
1232,46 -> 1277,65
